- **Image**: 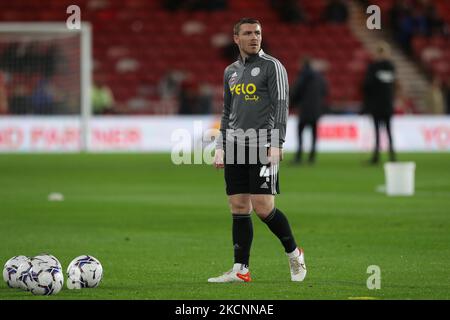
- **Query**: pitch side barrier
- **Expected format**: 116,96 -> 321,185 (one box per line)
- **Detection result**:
0,115 -> 449,153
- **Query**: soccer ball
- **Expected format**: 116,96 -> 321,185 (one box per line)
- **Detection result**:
3,255 -> 30,288
31,254 -> 62,270
16,254 -> 64,295
16,260 -> 34,290
29,265 -> 64,296
67,255 -> 103,289
27,254 -> 64,295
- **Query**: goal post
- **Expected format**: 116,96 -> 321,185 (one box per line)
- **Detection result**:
0,22 -> 92,151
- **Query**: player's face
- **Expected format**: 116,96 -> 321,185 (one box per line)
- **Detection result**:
234,23 -> 262,57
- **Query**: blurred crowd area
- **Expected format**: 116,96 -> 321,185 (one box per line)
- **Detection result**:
0,0 -> 449,116
0,39 -> 81,114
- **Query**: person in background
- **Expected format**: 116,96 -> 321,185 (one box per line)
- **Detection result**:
31,79 -> 55,114
270,0 -> 306,24
323,0 -> 349,24
362,42 -> 397,164
178,74 -> 198,115
290,56 -> 328,164
197,83 -> 213,114
92,76 -> 115,114
159,70 -> 185,100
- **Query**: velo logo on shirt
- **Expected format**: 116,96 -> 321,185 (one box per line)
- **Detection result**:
230,82 -> 259,102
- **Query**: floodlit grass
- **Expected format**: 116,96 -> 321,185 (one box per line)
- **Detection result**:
0,153 -> 449,299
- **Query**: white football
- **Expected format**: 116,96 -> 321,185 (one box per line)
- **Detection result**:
29,265 -> 64,295
16,260 -> 34,291
3,255 -> 30,288
67,267 -> 82,289
31,254 -> 62,270
67,255 -> 103,289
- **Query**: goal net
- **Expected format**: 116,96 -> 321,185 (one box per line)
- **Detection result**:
0,23 -> 92,150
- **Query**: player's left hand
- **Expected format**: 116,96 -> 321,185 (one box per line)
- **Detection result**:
268,147 -> 283,164
214,148 -> 225,169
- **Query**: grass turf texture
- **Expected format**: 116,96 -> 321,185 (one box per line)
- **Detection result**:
0,153 -> 449,300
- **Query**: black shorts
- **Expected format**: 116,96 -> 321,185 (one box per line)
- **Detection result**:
224,144 -> 280,195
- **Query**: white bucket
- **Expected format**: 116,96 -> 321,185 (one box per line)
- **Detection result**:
384,162 -> 416,196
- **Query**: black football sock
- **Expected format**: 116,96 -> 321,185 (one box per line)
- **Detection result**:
232,214 -> 253,267
262,208 -> 297,253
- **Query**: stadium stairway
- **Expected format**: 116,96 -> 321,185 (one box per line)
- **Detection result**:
348,0 -> 429,112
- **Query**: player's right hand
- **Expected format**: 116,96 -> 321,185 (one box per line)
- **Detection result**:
214,149 -> 225,169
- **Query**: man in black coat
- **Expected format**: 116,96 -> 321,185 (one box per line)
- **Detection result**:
362,42 -> 397,164
291,57 -> 328,164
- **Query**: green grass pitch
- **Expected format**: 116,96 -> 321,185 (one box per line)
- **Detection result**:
0,153 -> 449,300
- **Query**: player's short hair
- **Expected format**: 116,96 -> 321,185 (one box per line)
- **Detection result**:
233,18 -> 261,35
